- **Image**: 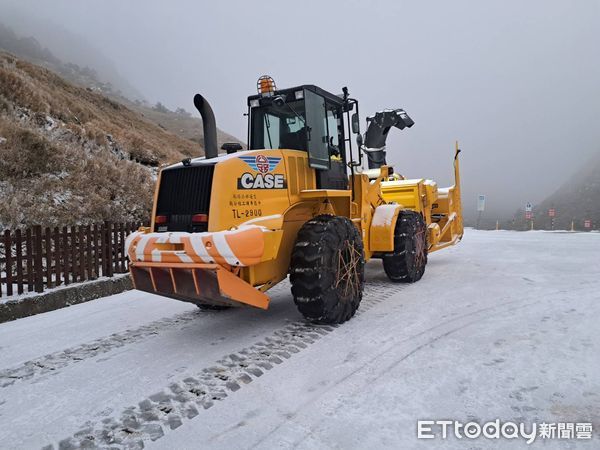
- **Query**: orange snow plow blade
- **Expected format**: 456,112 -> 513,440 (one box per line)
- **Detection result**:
129,262 -> 269,309
125,226 -> 273,309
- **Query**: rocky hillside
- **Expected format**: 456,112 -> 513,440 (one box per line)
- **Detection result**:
509,151 -> 600,231
0,51 -> 204,229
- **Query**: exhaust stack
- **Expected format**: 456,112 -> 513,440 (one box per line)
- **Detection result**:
193,94 -> 218,159
363,109 -> 414,169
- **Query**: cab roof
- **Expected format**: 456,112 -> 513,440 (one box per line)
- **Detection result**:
247,84 -> 345,107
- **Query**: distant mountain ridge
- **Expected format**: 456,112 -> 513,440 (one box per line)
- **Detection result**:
510,151 -> 600,230
0,22 -> 128,100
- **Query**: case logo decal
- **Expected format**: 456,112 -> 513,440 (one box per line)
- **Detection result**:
239,155 -> 281,173
238,155 -> 286,189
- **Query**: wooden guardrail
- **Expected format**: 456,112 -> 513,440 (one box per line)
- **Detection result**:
0,222 -> 142,299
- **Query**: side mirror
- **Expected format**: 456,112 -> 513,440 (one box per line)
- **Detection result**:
351,113 -> 360,134
356,133 -> 363,148
221,142 -> 243,154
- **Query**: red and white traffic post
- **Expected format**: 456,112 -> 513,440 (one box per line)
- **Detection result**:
525,202 -> 533,230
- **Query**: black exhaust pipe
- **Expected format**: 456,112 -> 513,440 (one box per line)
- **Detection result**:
193,94 -> 218,159
363,109 -> 414,169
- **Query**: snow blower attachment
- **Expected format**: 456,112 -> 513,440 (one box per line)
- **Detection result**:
363,109 -> 414,169
126,77 -> 463,323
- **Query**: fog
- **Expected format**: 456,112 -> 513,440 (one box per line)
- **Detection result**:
2,0 -> 599,222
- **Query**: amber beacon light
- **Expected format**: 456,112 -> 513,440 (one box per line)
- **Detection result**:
257,75 -> 276,96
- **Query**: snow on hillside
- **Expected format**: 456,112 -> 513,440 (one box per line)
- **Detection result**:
0,51 -> 196,228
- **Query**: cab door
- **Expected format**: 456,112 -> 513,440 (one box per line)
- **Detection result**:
304,89 -> 330,170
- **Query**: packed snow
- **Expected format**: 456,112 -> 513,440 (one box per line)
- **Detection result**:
0,229 -> 598,449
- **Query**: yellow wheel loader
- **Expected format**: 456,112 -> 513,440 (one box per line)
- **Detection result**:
126,76 -> 463,324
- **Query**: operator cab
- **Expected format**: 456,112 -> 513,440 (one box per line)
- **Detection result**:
247,76 -> 354,190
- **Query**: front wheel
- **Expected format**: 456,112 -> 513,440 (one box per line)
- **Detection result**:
289,215 -> 365,324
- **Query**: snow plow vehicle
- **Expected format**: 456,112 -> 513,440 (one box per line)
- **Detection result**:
125,76 -> 463,324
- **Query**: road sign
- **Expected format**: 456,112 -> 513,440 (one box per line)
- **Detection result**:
477,195 -> 485,212
525,202 -> 532,212
548,208 -> 555,217
525,211 -> 532,220
584,219 -> 592,229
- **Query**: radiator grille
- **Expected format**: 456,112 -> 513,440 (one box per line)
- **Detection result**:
155,164 -> 214,232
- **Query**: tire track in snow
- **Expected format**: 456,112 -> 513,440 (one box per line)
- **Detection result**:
253,300 -> 549,449
0,310 -> 201,389
0,279 -> 389,390
46,281 -> 403,450
250,286 -> 595,449
0,282 -> 290,389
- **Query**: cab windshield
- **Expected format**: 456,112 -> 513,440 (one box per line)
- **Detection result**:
249,88 -> 341,170
250,100 -> 306,151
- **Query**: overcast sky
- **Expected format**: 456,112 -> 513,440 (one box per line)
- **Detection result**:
2,0 -> 599,220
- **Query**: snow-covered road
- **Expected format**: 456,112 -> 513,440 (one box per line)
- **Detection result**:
0,230 -> 598,449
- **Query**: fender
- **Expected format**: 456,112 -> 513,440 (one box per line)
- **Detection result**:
369,204 -> 403,252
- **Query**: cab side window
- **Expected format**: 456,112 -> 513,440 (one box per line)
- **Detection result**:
325,106 -> 341,152
304,89 -> 329,169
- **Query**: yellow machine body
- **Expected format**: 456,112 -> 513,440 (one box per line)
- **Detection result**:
127,146 -> 463,309
126,81 -> 463,311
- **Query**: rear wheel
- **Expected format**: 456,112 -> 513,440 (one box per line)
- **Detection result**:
383,210 -> 428,282
290,215 -> 365,324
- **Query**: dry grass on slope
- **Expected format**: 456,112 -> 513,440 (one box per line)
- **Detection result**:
0,51 -> 203,229
0,51 -> 199,164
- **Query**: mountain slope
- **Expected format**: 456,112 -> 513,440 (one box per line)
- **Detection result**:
0,22 -> 242,148
125,100 -> 242,150
509,151 -> 600,230
0,15 -> 145,101
0,51 -> 200,228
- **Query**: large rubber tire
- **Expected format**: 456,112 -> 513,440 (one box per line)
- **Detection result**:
289,215 -> 365,324
383,210 -> 428,282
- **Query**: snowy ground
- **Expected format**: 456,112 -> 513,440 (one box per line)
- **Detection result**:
0,229 -> 598,449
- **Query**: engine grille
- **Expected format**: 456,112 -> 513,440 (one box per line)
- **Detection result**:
155,164 -> 215,232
